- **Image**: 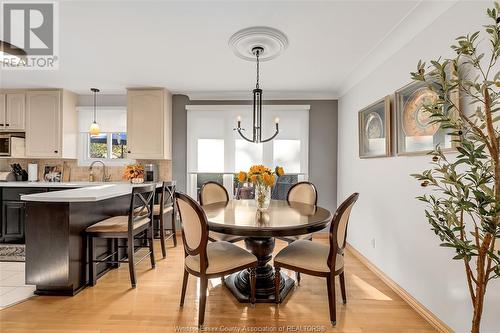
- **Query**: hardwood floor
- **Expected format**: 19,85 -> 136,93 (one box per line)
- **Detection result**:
0,236 -> 436,333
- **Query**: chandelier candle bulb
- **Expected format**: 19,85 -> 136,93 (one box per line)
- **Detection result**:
274,117 -> 280,123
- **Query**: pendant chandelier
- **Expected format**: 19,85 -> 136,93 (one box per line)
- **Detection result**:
89,88 -> 100,136
234,46 -> 279,143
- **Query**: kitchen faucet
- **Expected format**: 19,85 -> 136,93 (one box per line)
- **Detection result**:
89,160 -> 111,182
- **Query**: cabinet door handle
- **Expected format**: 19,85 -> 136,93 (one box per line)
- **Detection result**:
5,124 -> 9,127
54,150 -> 58,154
127,150 -> 131,154
0,124 -> 4,126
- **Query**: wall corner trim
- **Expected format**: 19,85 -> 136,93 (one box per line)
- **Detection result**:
346,243 -> 454,333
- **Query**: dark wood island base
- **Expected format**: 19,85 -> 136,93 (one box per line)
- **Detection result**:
25,195 -> 130,296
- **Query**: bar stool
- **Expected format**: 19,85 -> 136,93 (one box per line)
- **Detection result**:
153,181 -> 177,258
85,184 -> 156,288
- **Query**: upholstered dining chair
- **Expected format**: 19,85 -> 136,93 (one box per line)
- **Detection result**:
273,192 -> 359,326
153,181 -> 177,258
277,181 -> 318,282
199,181 -> 244,243
86,184 -> 156,288
176,192 -> 258,328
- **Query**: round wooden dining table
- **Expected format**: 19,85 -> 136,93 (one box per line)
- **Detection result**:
201,199 -> 332,303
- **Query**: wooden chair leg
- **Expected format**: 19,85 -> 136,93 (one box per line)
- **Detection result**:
171,210 -> 178,247
221,276 -> 225,285
296,271 -> 301,285
127,235 -> 137,288
159,215 -> 167,258
326,274 -> 337,326
274,267 -> 281,304
250,267 -> 256,306
180,269 -> 189,306
148,226 -> 156,269
198,277 -> 208,328
339,272 -> 347,304
88,235 -> 96,286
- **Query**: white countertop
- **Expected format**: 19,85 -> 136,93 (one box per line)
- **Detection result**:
0,181 -> 104,188
5,181 -> 162,203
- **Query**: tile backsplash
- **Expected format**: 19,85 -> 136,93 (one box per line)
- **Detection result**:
4,159 -> 172,182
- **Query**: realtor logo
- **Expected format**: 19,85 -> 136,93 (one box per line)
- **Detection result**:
1,2 -> 59,69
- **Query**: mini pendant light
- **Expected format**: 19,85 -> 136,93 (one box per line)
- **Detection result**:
89,88 -> 100,136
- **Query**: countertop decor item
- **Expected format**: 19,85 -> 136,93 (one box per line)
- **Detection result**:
89,88 -> 100,136
237,165 -> 284,211
358,96 -> 391,158
233,45 -> 280,143
43,165 -> 63,182
123,163 -> 144,183
411,4 -> 500,332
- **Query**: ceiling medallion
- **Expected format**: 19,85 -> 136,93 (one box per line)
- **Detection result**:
228,26 -> 289,62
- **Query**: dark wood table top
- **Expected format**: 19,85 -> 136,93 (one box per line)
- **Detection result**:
202,199 -> 332,237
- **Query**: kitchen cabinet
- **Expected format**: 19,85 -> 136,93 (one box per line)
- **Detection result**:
2,201 -> 25,243
26,90 -> 77,158
127,88 -> 172,159
0,187 -> 48,244
0,92 -> 25,131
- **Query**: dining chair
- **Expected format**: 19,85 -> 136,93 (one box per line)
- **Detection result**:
86,184 -> 156,288
176,192 -> 258,328
277,181 -> 318,283
153,181 -> 177,258
199,181 -> 245,243
273,192 -> 359,326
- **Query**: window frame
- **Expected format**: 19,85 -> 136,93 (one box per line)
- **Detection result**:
78,132 -> 135,167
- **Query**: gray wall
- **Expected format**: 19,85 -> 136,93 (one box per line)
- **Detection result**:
172,95 -> 338,211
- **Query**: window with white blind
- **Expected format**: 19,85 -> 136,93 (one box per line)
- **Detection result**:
186,105 -> 309,198
77,107 -> 134,166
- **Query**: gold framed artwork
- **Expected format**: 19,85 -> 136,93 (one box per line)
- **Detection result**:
395,80 -> 459,156
358,96 -> 391,158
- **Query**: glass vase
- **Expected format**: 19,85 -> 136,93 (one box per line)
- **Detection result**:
254,183 -> 271,211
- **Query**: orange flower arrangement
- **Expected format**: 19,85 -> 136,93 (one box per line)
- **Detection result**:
123,164 -> 145,181
237,164 -> 284,188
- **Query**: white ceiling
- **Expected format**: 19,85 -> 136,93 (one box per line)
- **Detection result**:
0,0 -> 457,98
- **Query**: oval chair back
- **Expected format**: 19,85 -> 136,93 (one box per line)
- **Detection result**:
328,193 -> 359,271
199,181 -> 229,206
175,192 -> 209,272
287,181 -> 318,206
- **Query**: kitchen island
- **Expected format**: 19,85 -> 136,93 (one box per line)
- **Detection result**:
11,181 -> 161,296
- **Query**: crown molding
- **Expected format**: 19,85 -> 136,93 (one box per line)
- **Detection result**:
181,90 -> 337,101
337,0 -> 459,97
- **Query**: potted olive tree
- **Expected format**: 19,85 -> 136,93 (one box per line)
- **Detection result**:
411,3 -> 499,333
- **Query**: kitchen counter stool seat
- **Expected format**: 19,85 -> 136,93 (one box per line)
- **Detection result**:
85,185 -> 156,288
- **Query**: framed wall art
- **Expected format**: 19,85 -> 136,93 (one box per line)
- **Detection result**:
43,165 -> 63,182
358,96 -> 391,158
395,80 -> 459,155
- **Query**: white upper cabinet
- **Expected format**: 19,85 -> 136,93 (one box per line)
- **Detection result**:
26,90 -> 77,158
0,92 -> 25,131
127,88 -> 172,159
6,93 -> 26,130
